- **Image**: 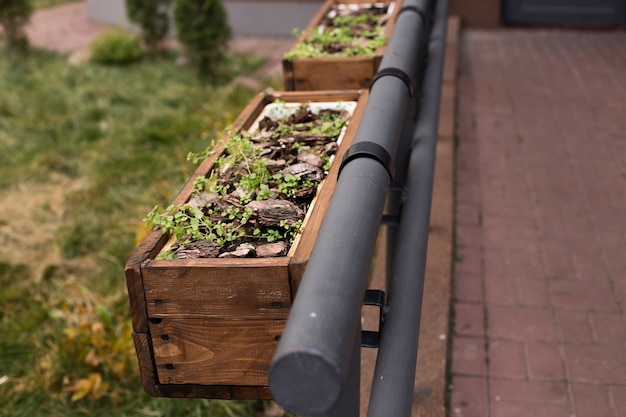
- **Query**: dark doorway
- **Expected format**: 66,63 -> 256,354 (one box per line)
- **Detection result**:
503,0 -> 626,26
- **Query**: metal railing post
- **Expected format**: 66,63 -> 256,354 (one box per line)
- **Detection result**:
268,157 -> 389,416
367,0 -> 449,415
268,1 -> 437,415
382,0 -> 433,289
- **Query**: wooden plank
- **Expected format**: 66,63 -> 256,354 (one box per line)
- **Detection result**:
292,58 -> 377,91
272,89 -> 364,103
149,318 -> 284,386
230,386 -> 273,400
132,332 -> 158,397
154,383 -> 232,399
125,231 -> 168,332
142,257 -> 292,319
153,383 -> 273,400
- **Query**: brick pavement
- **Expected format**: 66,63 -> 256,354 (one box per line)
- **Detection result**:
451,29 -> 626,417
26,2 -> 106,53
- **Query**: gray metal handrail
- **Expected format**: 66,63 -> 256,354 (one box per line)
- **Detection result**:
368,0 -> 449,415
268,1 -> 448,415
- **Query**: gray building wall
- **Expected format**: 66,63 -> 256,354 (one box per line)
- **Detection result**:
85,0 -> 324,36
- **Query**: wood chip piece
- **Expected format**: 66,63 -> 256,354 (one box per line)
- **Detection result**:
297,151 -> 324,168
175,240 -> 220,259
282,162 -> 324,182
256,242 -> 288,258
218,243 -> 256,258
246,199 -> 304,226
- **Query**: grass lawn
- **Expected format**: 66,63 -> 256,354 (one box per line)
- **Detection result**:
34,0 -> 81,9
0,41 -> 287,416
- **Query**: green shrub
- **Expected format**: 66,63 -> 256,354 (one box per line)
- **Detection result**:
90,28 -> 143,65
173,0 -> 231,79
125,0 -> 171,54
0,0 -> 33,53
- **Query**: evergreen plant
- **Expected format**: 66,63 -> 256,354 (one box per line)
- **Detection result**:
0,0 -> 33,53
173,0 -> 231,79
125,0 -> 171,54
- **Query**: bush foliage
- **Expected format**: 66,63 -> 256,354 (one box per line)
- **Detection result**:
125,0 -> 171,54
173,0 -> 231,79
90,28 -> 143,65
0,0 -> 34,53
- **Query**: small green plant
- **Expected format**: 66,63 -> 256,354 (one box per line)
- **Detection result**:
173,0 -> 231,79
0,0 -> 34,54
125,0 -> 171,54
90,28 -> 143,65
145,102 -> 352,259
284,8 -> 389,60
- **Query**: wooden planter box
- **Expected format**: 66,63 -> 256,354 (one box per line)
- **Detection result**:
125,90 -> 368,400
282,0 -> 401,91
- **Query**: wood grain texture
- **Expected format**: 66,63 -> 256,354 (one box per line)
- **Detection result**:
125,231 -> 168,332
149,319 -> 284,386
291,57 -> 378,91
153,383 -> 273,400
132,332 -> 158,397
143,258 -> 291,319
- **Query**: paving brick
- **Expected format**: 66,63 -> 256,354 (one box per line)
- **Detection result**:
542,250 -> 578,278
551,279 -> 619,312
568,362 -> 626,385
614,281 -> 626,305
611,385 -> 626,417
455,246 -> 483,275
605,247 -> 626,271
571,252 -> 611,280
589,312 -> 626,342
516,278 -> 551,307
452,336 -> 487,376
488,306 -> 556,341
456,202 -> 482,226
456,224 -> 482,248
482,226 -> 509,249
485,273 -> 517,306
488,340 -> 526,379
525,342 -> 565,380
563,344 -> 626,384
571,383 -> 614,417
490,379 -> 568,404
562,344 -> 626,365
454,272 -> 484,303
455,303 -> 485,336
556,310 -> 594,343
450,376 -> 488,417
491,400 -> 571,417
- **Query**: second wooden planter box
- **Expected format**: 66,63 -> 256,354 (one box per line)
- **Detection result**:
283,0 -> 401,91
125,90 -> 368,400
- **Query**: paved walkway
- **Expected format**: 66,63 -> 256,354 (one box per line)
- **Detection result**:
26,2 -> 105,53
25,2 -> 292,78
451,29 -> 626,417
